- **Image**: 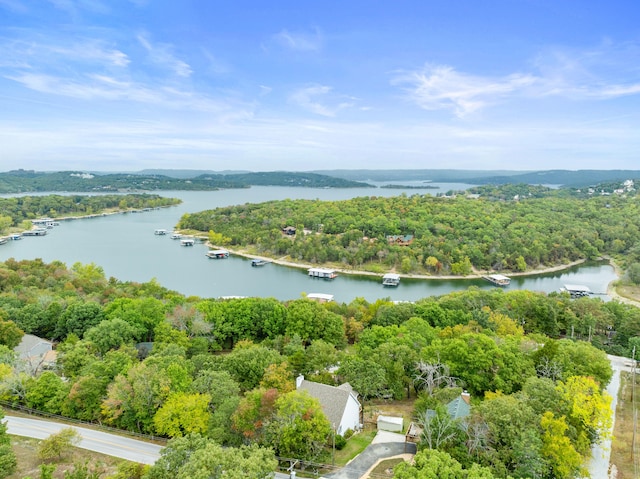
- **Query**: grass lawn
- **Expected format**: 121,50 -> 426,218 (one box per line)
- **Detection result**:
611,371 -> 640,479
8,436 -> 127,479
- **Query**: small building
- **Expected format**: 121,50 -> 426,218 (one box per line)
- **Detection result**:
447,392 -> 471,420
282,226 -> 297,236
296,375 -> 362,436
386,234 -> 414,246
377,415 -> 403,433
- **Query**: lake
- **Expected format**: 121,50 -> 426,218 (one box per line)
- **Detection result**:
0,185 -> 617,303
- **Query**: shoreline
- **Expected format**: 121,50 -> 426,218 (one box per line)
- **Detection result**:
207,244 -> 597,282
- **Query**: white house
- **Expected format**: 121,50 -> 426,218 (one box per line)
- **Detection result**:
296,375 -> 362,436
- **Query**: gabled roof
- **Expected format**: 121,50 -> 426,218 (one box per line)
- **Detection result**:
297,378 -> 360,428
446,394 -> 471,420
14,334 -> 53,359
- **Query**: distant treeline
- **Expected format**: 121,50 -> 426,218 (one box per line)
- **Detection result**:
0,170 -> 370,193
0,194 -> 181,231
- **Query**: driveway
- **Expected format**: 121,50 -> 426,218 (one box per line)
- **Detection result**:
322,431 -> 416,479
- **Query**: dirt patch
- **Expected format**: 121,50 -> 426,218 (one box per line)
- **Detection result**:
9,436 -> 123,479
363,398 -> 416,432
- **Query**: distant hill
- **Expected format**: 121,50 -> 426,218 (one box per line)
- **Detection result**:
315,169 -> 640,188
0,170 -> 369,194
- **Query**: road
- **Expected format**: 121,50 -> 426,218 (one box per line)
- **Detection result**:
4,414 -> 290,477
587,354 -> 631,479
4,415 -> 163,464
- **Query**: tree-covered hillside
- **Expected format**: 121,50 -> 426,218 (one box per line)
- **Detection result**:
0,170 -> 370,193
177,186 -> 640,275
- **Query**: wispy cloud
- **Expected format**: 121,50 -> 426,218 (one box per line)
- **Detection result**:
273,28 -> 323,52
137,32 -> 192,77
289,85 -> 354,117
392,64 -> 536,118
396,41 -> 640,118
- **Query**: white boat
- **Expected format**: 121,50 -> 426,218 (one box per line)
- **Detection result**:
206,249 -> 230,259
482,274 -> 511,286
154,229 -> 168,235
9,233 -> 21,240
0,237 -> 7,245
382,273 -> 401,287
180,237 -> 195,246
170,232 -> 183,239
308,267 -> 337,279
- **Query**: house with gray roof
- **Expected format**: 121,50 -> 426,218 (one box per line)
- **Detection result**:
14,334 -> 57,375
296,375 -> 362,436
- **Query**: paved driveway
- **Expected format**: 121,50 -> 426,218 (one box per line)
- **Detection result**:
322,431 -> 416,479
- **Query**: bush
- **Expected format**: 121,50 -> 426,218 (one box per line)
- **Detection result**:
343,428 -> 354,439
334,434 -> 347,450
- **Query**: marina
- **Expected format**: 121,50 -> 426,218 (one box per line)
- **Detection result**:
0,187 -> 618,303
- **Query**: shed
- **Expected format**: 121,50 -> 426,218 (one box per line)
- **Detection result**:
377,415 -> 403,433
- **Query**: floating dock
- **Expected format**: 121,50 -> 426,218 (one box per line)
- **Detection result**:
308,267 -> 337,279
206,249 -> 229,259
382,273 -> 401,287
482,274 -> 511,286
561,284 -> 592,298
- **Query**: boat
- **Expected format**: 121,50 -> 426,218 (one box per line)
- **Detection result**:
251,258 -> 271,267
180,237 -> 195,246
170,232 -> 183,239
308,267 -> 337,279
9,233 -> 21,240
482,274 -> 511,286
307,293 -> 335,302
154,229 -> 168,235
382,273 -> 401,287
0,237 -> 7,245
206,249 -> 230,259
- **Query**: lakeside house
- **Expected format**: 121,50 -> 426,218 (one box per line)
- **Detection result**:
386,234 -> 414,246
296,375 -> 362,436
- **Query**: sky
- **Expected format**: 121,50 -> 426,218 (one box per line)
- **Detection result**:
1,1 -> 640,172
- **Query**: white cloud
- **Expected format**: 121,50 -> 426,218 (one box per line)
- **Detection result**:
392,64 -> 537,118
289,85 -> 354,117
137,33 -> 192,77
273,28 -> 322,52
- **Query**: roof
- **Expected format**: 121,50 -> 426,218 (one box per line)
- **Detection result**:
563,284 -> 592,293
378,415 -> 403,426
382,273 -> 401,280
14,334 -> 53,359
446,394 -> 471,420
307,293 -> 334,301
297,378 -> 360,428
488,274 -> 510,281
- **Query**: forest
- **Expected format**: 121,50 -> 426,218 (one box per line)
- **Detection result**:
0,194 -> 181,235
0,170 -> 369,194
0,257 -> 634,478
177,182 -> 640,276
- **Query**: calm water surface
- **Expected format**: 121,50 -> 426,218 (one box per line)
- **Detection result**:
0,185 -> 617,303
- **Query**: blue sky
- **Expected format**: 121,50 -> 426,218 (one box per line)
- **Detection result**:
1,0 -> 639,172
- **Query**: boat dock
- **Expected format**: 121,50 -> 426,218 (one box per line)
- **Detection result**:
22,229 -> 48,236
561,284 -> 592,298
251,258 -> 271,267
482,274 -> 511,286
382,273 -> 401,287
154,229 -> 168,235
308,267 -> 337,279
307,293 -> 335,303
206,249 -> 230,259
180,237 -> 195,246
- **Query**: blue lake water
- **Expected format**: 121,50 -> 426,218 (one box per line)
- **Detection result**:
0,185 -> 617,303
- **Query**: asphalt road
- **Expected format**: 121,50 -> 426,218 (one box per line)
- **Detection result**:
4,415 -> 162,465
